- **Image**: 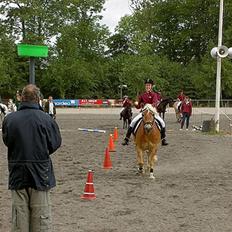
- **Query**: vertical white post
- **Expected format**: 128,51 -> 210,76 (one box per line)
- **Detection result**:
120,86 -> 123,99
215,0 -> 224,132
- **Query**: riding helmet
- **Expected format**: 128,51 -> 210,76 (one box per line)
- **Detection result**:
144,79 -> 154,85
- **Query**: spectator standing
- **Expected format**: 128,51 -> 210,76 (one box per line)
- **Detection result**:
2,84 -> 62,231
44,95 -> 56,119
15,90 -> 22,110
180,96 -> 192,130
7,99 -> 17,113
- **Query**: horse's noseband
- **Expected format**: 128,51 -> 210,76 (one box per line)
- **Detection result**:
142,111 -> 155,133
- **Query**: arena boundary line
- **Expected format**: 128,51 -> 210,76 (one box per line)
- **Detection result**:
56,107 -> 232,115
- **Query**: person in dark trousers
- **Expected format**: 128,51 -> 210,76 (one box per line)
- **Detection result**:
44,95 -> 56,119
2,84 -> 62,232
122,79 -> 168,146
15,90 -> 22,110
180,96 -> 192,130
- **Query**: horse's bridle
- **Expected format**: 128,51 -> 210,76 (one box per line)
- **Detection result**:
142,110 -> 155,129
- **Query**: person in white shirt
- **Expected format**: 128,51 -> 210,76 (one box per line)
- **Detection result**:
7,99 -> 17,113
44,96 -> 56,119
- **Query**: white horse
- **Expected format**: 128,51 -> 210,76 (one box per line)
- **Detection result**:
0,103 -> 8,124
0,103 -> 8,114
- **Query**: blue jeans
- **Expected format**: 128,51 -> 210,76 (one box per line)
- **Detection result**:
181,112 -> 190,129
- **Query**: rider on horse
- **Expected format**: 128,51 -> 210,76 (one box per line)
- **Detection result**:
177,90 -> 185,101
176,90 -> 185,111
122,79 -> 168,146
120,95 -> 132,120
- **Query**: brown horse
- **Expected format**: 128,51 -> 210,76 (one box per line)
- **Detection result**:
120,105 -> 132,129
156,97 -> 174,119
134,104 -> 161,179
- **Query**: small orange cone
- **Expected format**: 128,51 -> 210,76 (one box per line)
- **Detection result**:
113,127 -> 118,142
81,170 -> 96,200
103,147 -> 112,169
108,134 -> 116,152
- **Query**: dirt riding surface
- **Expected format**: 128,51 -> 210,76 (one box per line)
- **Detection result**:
1,108 -> 232,232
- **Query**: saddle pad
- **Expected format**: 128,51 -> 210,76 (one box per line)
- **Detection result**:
133,118 -> 161,135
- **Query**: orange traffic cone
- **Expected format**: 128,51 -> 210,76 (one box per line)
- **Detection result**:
81,170 -> 96,200
108,134 -> 116,152
103,147 -> 112,169
113,127 -> 118,142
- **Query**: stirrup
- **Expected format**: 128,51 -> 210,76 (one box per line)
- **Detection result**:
122,138 -> 129,146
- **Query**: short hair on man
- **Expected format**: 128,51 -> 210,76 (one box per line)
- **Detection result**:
21,84 -> 40,103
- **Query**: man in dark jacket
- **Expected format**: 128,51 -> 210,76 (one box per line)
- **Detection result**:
2,84 -> 62,232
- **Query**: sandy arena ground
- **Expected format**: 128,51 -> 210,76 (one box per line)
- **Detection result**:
1,107 -> 232,232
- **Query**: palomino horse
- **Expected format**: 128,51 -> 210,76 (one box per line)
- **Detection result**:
173,101 -> 182,122
157,97 -> 174,119
134,104 -> 161,179
120,105 -> 132,129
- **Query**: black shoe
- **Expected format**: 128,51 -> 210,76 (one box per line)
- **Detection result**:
122,138 -> 129,145
162,139 -> 168,146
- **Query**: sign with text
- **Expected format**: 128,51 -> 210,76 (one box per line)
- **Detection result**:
54,99 -> 78,107
79,99 -> 103,105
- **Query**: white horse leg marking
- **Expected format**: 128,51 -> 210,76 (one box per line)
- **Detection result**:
149,173 -> 155,179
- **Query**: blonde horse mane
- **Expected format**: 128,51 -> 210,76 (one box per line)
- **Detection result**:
142,104 -> 158,116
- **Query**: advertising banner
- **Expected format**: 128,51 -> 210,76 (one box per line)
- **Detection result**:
53,99 -> 79,107
79,99 -> 103,105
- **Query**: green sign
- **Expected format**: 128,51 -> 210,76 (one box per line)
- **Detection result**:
17,44 -> 48,57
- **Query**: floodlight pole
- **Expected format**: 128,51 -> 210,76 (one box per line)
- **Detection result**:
215,0 -> 224,132
118,84 -> 127,99
29,57 -> 35,84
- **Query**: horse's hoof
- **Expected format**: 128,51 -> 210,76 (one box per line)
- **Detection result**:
137,167 -> 144,174
149,173 -> 155,179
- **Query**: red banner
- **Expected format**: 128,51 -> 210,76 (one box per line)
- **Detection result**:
79,99 -> 103,105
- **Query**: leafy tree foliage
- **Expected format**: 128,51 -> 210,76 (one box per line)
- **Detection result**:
0,0 -> 232,100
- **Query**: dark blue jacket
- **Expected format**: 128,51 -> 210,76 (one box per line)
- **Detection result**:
2,102 -> 62,190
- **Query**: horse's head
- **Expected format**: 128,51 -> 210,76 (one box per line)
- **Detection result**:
142,104 -> 156,133
157,97 -> 174,112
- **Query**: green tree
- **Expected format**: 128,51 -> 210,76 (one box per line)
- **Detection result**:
39,0 -> 109,98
